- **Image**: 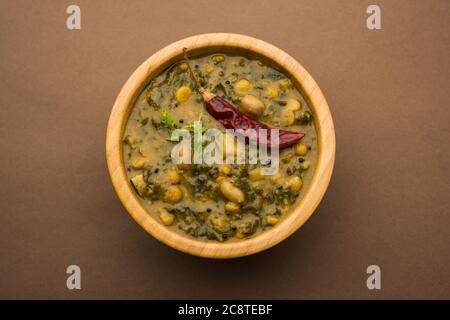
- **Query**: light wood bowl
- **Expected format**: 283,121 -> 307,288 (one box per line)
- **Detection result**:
106,33 -> 335,258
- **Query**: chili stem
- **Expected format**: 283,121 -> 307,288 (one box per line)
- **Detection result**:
182,48 -> 204,93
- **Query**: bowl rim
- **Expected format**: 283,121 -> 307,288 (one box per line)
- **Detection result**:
106,33 -> 335,258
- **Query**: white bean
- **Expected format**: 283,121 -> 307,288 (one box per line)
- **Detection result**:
240,95 -> 266,116
220,181 -> 245,203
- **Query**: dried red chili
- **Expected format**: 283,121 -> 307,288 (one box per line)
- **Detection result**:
183,49 -> 305,148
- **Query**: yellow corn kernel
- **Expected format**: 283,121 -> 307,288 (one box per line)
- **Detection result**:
219,164 -> 232,175
224,202 -> 240,213
210,216 -> 231,233
124,134 -> 137,145
131,157 -> 147,169
265,85 -> 279,99
179,62 -> 188,71
294,143 -> 308,156
266,215 -> 279,226
281,204 -> 289,214
163,185 -> 183,204
175,86 -> 192,104
212,55 -> 225,64
301,160 -> 311,170
280,109 -> 295,126
270,171 -> 283,183
235,230 -> 246,239
234,79 -> 252,93
159,209 -> 175,226
287,176 -> 303,193
279,79 -> 292,91
167,169 -> 180,184
249,168 -> 264,181
282,152 -> 293,163
286,98 -> 301,111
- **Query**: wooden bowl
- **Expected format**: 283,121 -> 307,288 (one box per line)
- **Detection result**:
106,33 -> 335,258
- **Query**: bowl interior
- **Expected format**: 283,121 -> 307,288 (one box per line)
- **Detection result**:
106,33 -> 335,258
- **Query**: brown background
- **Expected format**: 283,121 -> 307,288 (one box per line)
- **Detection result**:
0,0 -> 449,299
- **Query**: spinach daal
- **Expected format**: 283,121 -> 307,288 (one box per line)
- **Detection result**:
123,53 -> 317,242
